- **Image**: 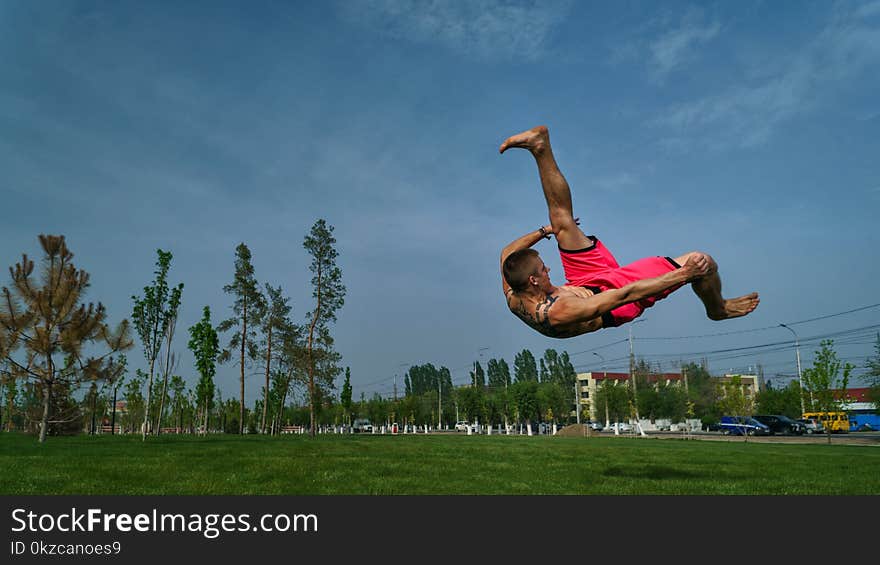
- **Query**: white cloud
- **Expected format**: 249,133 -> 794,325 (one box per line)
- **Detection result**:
649,17 -> 720,78
593,171 -> 639,193
336,0 -> 572,61
652,4 -> 880,150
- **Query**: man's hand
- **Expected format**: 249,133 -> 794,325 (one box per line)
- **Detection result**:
682,253 -> 711,281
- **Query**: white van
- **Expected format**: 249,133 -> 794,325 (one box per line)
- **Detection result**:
353,419 -> 373,433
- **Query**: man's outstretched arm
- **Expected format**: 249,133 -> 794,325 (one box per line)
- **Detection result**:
550,254 -> 711,325
500,224 -> 553,293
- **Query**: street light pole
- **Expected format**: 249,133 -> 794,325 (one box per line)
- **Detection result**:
628,319 -> 648,436
628,320 -> 645,420
473,347 -> 489,387
779,323 -> 806,415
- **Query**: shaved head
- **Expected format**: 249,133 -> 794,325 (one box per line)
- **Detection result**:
503,248 -> 541,292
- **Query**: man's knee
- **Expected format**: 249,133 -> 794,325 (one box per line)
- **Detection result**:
676,251 -> 717,272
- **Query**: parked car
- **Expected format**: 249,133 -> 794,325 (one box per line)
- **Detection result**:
454,421 -> 471,432
603,422 -> 633,433
586,421 -> 604,431
352,418 -> 373,433
720,416 -> 770,436
752,414 -> 805,435
797,418 -> 823,434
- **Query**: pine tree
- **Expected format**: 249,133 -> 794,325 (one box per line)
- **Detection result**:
302,220 -> 345,436
218,243 -> 265,434
0,235 -> 132,442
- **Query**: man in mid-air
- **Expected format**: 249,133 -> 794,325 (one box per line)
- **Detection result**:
499,125 -> 759,338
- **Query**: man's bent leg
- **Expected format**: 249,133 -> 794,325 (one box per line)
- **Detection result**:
673,251 -> 760,320
500,126 -> 592,250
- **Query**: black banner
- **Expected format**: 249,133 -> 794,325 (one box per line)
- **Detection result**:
1,496 -> 873,562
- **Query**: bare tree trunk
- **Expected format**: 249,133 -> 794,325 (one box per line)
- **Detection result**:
39,380 -> 51,443
156,318 -> 178,436
239,300 -> 247,434
276,367 -> 293,436
142,358 -> 156,441
308,267 -> 322,437
111,384 -> 118,435
261,326 -> 272,434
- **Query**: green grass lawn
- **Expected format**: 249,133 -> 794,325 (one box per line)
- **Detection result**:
2,432 -> 878,494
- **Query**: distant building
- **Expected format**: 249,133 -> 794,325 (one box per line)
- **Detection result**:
576,371 -> 684,421
575,371 -> 762,421
715,374 -> 761,402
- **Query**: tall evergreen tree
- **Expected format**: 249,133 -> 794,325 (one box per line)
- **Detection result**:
131,249 -> 182,440
218,243 -> 265,434
188,306 -> 219,433
303,220 -> 346,436
1,236 -> 132,442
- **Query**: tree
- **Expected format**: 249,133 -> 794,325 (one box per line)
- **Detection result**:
302,219 -> 346,436
132,249 -> 183,439
594,379 -> 630,426
271,318 -> 307,434
717,375 -> 754,422
510,380 -> 539,429
471,361 -> 485,388
188,306 -> 220,434
168,374 -> 187,431
802,339 -> 853,443
340,367 -> 353,427
538,382 -> 569,426
109,355 -> 127,435
456,386 -> 485,424
514,349 -> 538,383
681,362 -> 720,424
154,277 -> 182,436
541,349 -> 577,389
218,243 -> 265,434
755,380 -> 802,419
0,235 -> 132,442
487,358 -> 511,389
866,333 -> 880,413
1,370 -> 18,431
258,284 -> 292,434
123,371 -> 146,433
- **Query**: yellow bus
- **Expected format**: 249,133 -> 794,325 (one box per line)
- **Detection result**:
802,411 -> 851,433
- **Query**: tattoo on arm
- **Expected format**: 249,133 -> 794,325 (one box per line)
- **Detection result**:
507,294 -> 557,332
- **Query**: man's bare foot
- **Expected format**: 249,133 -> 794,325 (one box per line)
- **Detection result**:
499,125 -> 549,154
707,292 -> 760,321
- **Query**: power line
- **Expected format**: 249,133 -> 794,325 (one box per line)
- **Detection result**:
638,302 -> 880,341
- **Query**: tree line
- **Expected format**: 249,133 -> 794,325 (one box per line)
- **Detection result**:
0,220 -> 345,442
2,230 -> 877,440
347,338 -> 880,431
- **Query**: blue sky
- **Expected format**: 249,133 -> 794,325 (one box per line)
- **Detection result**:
2,1 -> 879,404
